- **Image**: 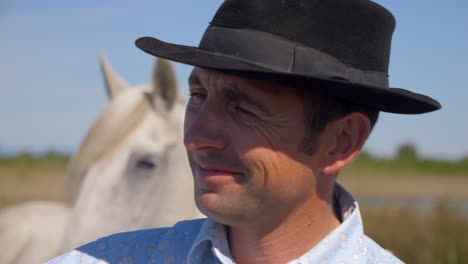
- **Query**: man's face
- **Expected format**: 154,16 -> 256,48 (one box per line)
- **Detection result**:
184,67 -> 325,225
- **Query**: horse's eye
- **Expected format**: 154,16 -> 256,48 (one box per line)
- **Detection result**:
135,159 -> 157,170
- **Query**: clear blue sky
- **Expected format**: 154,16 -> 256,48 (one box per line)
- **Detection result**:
1,0 -> 467,160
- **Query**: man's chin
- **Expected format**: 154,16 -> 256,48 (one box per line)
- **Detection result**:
195,192 -> 258,225
195,191 -> 221,214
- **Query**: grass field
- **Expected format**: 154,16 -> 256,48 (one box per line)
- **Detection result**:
339,155 -> 468,263
1,153 -> 467,263
0,154 -> 67,208
339,153 -> 468,200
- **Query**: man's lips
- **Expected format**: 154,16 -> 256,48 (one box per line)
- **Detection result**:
189,153 -> 246,182
192,160 -> 244,180
195,165 -> 241,177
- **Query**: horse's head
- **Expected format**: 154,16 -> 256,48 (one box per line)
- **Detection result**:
61,56 -> 197,250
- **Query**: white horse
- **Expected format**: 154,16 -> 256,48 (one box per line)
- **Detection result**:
0,56 -> 200,263
60,56 -> 200,250
0,201 -> 70,263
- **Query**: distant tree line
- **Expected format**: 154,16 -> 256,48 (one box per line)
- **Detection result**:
1,143 -> 467,163
0,149 -> 70,161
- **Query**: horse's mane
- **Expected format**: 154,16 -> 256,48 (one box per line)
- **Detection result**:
65,57 -> 182,204
64,91 -> 150,203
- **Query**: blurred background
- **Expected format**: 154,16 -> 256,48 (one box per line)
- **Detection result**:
1,0 -> 467,263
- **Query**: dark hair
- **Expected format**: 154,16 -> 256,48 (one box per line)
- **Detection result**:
299,91 -> 379,154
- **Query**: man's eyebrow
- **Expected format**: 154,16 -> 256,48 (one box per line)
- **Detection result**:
222,84 -> 271,115
188,73 -> 202,88
187,72 -> 271,115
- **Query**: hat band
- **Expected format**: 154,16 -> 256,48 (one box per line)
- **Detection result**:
199,26 -> 389,88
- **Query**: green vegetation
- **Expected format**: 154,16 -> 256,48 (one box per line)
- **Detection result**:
1,143 -> 467,176
0,150 -> 69,170
344,148 -> 468,177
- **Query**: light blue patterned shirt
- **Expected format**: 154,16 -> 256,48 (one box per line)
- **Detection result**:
46,184 -> 403,263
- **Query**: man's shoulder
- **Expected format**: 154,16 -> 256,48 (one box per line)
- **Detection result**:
45,218 -> 206,263
361,235 -> 404,264
91,217 -> 206,247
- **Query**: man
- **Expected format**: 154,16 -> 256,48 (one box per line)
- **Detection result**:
47,0 -> 440,263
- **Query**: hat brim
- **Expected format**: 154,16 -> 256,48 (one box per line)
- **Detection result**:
135,36 -> 441,114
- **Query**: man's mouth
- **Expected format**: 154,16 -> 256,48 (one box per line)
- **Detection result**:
196,164 -> 240,178
189,153 -> 246,184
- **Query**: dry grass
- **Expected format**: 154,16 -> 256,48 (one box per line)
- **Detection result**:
1,162 -> 467,208
338,171 -> 468,199
0,160 -> 467,263
363,204 -> 468,264
339,171 -> 468,264
0,166 -> 66,209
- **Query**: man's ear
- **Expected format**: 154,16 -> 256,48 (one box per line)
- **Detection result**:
319,112 -> 371,175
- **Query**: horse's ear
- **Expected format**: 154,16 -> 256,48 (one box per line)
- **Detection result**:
152,58 -> 178,110
99,54 -> 129,100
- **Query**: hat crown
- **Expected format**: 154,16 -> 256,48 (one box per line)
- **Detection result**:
211,0 -> 396,72
135,0 -> 441,114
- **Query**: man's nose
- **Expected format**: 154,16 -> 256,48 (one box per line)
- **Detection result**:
184,106 -> 226,152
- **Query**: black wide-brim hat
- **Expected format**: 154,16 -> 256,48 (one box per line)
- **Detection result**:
135,0 -> 441,114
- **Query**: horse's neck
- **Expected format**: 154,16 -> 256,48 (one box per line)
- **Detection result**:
61,103 -> 198,250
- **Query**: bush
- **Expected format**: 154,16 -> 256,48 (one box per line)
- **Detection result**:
396,143 -> 418,160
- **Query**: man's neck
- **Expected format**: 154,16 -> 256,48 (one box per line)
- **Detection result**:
227,198 -> 340,264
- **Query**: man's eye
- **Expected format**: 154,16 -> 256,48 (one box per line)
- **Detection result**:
188,91 -> 206,106
234,105 -> 254,116
189,91 -> 206,99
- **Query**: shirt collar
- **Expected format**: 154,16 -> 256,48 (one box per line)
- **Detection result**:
187,183 -> 363,263
188,215 -> 233,263
287,184 -> 365,263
